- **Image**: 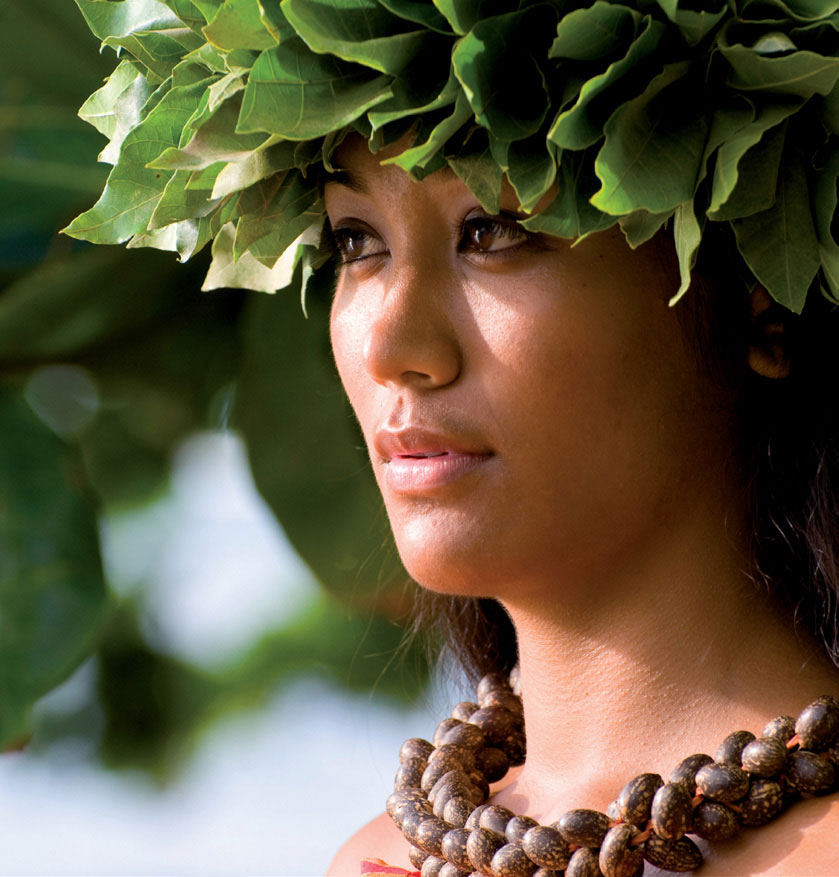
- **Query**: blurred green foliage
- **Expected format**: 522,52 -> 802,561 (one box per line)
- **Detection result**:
0,0 -> 425,776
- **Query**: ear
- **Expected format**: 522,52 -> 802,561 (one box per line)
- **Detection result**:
748,285 -> 791,379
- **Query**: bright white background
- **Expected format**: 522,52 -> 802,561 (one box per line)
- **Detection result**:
0,431 -> 463,876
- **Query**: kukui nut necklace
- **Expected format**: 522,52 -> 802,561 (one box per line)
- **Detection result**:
387,665 -> 839,877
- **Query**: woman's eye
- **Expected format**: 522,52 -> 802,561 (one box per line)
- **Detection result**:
460,216 -> 529,255
331,225 -> 386,264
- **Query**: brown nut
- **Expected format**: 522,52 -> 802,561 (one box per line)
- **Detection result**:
451,701 -> 480,722
669,753 -> 713,789
502,731 -> 527,766
410,845 -> 430,870
468,706 -> 521,747
441,828 -> 473,871
477,672 -> 512,704
643,835 -> 703,872
650,782 -> 692,841
691,800 -> 739,841
387,788 -> 428,816
416,816 -> 451,856
715,730 -> 756,766
741,737 -> 788,778
738,778 -> 784,826
617,772 -> 664,825
438,862 -> 469,877
466,826 -> 506,872
430,743 -> 477,774
421,856 -> 446,877
395,757 -> 427,791
695,762 -> 749,802
555,809 -> 611,848
761,715 -> 795,743
476,747 -> 511,783
443,796 -> 473,828
464,804 -> 490,830
479,805 -> 517,835
490,842 -> 537,877
506,815 -> 540,844
443,722 -> 487,751
401,738 -> 435,763
785,751 -> 835,794
482,689 -> 525,717
566,847 -> 605,877
522,826 -> 570,870
599,824 -> 644,877
509,665 -> 521,695
796,696 -> 839,751
434,718 -> 464,747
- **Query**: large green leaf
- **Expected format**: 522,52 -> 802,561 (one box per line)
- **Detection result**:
489,132 -> 557,213
452,6 -> 558,142
447,138 -> 504,214
591,62 -> 709,215
62,77 -> 214,244
655,0 -> 726,46
73,0 -> 181,42
202,0 -> 279,50
732,150 -> 821,312
432,0 -> 513,35
549,15 -> 665,150
813,148 -> 839,296
0,387 -> 108,747
282,0 -> 447,75
238,37 -> 393,139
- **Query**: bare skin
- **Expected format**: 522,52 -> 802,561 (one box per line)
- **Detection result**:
324,136 -> 839,875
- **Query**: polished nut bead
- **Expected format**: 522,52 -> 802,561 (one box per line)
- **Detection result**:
606,799 -> 620,822
477,672 -> 512,704
796,696 -> 839,751
643,835 -> 703,872
476,747 -> 511,782
387,788 -> 428,816
435,718 -> 464,747
566,847 -> 605,877
715,730 -> 756,766
738,778 -> 784,826
421,856 -> 446,877
482,689 -> 525,717
443,796 -> 473,828
443,722 -> 487,751
691,800 -> 739,841
410,845 -> 430,870
741,737 -> 788,777
467,827 -> 506,872
430,743 -> 477,774
762,715 -> 795,743
479,805 -> 517,835
438,862 -> 469,877
531,869 -> 562,877
522,826 -> 570,869
599,824 -> 644,877
441,828 -> 473,871
502,730 -> 527,766
468,706 -> 520,746
451,701 -> 480,722
395,757 -> 427,791
401,738 -> 435,763
555,808 -> 611,848
424,758 -> 468,793
490,842 -> 537,877
464,804 -> 490,831
416,816 -> 451,856
669,753 -> 713,790
695,762 -> 749,802
392,799 -> 432,830
509,665 -> 521,695
506,815 -> 540,844
785,750 -> 835,794
428,768 -> 471,803
650,782 -> 692,841
617,772 -> 664,825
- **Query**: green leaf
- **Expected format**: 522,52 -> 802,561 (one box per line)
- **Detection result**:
211,140 -> 300,198
202,0 -> 278,50
707,101 -> 801,219
159,0 -> 210,29
202,221 -> 298,290
446,138 -> 503,214
149,167 -> 222,228
102,31 -> 190,82
813,148 -> 839,295
670,199 -> 703,304
78,60 -> 145,140
377,0 -> 451,33
452,6 -> 558,142
431,0 -> 512,35
732,150 -> 821,312
281,0 -> 448,75
619,208 -> 672,248
383,90 -> 472,173
238,37 -> 393,139
62,77 -> 213,244
719,25 -> 839,98
368,70 -> 459,135
549,15 -> 665,150
654,0 -> 726,47
591,62 -> 709,215
521,149 -> 616,239
549,2 -> 644,62
824,82 -> 839,134
0,387 -> 108,748
73,0 -> 181,41
491,131 -> 557,213
233,172 -> 319,258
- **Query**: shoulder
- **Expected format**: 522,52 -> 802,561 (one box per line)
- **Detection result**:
326,811 -> 414,877
700,794 -> 839,876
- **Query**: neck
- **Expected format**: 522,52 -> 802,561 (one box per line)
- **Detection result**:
490,488 -> 837,823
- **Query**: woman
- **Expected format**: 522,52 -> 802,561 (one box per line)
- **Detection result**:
324,135 -> 839,875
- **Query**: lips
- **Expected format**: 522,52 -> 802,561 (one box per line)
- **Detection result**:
373,427 -> 492,462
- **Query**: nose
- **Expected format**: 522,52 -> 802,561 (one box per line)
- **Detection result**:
362,261 -> 462,392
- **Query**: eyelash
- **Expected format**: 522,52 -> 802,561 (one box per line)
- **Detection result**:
328,213 -> 540,266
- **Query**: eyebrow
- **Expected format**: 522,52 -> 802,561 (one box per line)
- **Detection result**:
324,169 -> 368,194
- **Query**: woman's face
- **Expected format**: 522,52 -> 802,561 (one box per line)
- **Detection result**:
326,137 -> 741,601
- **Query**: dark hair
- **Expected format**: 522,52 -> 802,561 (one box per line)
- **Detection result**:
401,230 -> 839,686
